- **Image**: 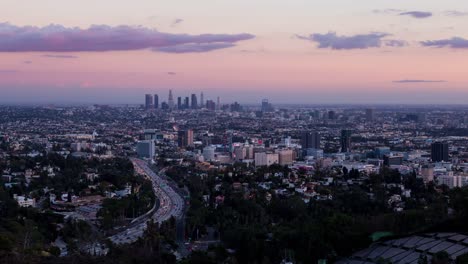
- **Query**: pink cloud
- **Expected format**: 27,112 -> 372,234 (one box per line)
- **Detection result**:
0,23 -> 254,53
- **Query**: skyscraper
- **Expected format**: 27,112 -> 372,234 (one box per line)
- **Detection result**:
200,92 -> 204,108
154,94 -> 159,109
206,100 -> 216,111
145,94 -> 153,110
261,99 -> 273,112
191,94 -> 198,109
217,97 -> 220,110
177,97 -> 182,109
178,129 -> 194,148
301,131 -> 321,149
184,97 -> 190,109
431,142 -> 449,162
168,90 -> 175,109
340,130 -> 353,153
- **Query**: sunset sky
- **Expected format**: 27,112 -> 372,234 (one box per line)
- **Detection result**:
1,0 -> 468,104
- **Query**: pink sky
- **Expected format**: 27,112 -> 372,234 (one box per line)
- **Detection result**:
1,0 -> 467,104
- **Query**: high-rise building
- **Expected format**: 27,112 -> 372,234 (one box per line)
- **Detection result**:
200,92 -> 204,108
261,99 -> 273,112
301,131 -> 320,149
216,97 -> 220,110
145,94 -> 154,110
178,129 -> 194,148
206,100 -> 216,111
137,140 -> 155,159
191,94 -> 198,109
277,149 -> 294,166
340,130 -> 353,153
184,97 -> 190,109
431,142 -> 449,162
366,108 -> 375,121
168,90 -> 175,109
328,110 -> 336,120
255,152 -> 279,167
177,97 -> 182,109
153,94 -> 159,109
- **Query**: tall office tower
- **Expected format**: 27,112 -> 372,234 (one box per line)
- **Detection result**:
366,108 -> 375,121
178,129 -> 194,148
328,110 -> 336,120
431,142 -> 449,162
154,94 -> 159,109
216,97 -> 220,110
340,129 -> 353,153
136,140 -> 155,159
206,100 -> 216,111
168,90 -> 175,109
184,97 -> 189,109
200,92 -> 204,108
191,94 -> 198,109
301,131 -> 321,149
145,94 -> 154,110
177,97 -> 182,109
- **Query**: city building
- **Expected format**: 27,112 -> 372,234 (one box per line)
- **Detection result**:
177,97 -> 182,110
255,152 -> 279,167
203,146 -> 216,161
421,164 -> 435,183
136,140 -> 155,159
301,131 -> 320,149
145,94 -> 154,110
154,94 -> 159,109
340,129 -> 353,153
191,94 -> 198,109
277,149 -> 294,166
14,194 -> 36,207
261,99 -> 273,112
431,142 -> 449,162
383,155 -> 403,166
178,129 -> 194,148
168,90 -> 175,109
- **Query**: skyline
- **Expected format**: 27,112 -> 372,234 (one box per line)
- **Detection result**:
1,0 -> 468,104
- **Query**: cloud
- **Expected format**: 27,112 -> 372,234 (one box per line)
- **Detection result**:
373,9 -> 403,15
154,42 -> 236,53
393,80 -> 447,83
43,54 -> 79,59
23,60 -> 32,64
0,22 -> 254,53
171,19 -> 184,27
444,11 -> 468,17
421,37 -> 468,48
297,32 -> 405,50
399,11 -> 432,18
167,72 -> 177,75
385,39 -> 408,47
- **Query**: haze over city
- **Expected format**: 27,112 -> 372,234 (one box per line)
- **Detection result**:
1,0 -> 468,104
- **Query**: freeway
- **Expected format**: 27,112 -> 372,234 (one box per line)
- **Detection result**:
108,158 -> 185,245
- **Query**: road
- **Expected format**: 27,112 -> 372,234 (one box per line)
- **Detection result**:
108,158 -> 185,245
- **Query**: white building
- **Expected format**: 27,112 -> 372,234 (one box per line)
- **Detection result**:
202,146 -> 216,161
255,152 -> 279,167
14,194 -> 36,207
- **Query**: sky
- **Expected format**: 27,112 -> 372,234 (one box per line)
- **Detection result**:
0,0 -> 468,104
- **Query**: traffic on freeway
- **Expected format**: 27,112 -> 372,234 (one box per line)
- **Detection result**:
109,159 -> 185,245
